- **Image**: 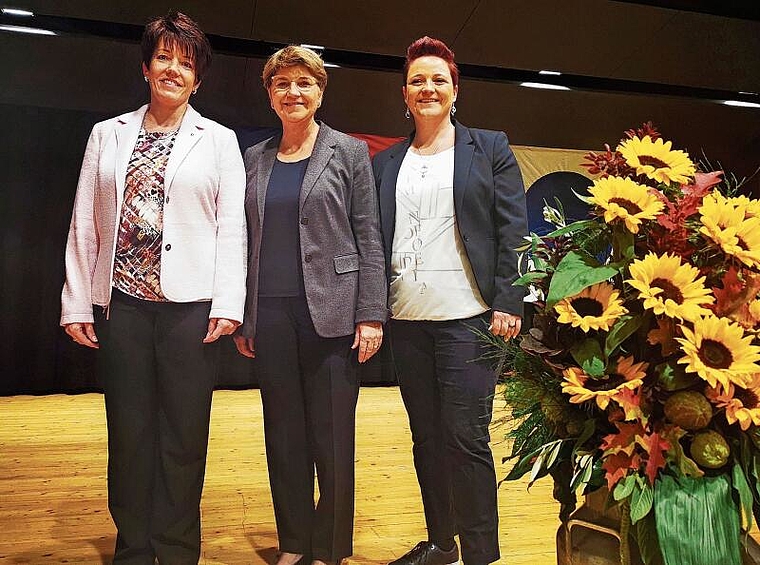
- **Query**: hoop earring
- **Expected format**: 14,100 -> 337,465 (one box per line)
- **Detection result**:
144,76 -> 149,83
405,108 -> 411,119
450,104 -> 457,116
192,87 -> 198,95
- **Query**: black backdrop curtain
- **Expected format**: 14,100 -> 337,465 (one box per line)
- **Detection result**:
0,104 -> 388,395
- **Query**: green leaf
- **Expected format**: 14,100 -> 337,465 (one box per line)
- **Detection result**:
613,474 -> 637,501
731,463 -> 754,530
545,439 -> 564,469
612,226 -> 635,262
571,453 -> 595,492
545,251 -> 620,308
655,362 -> 699,392
604,315 -> 643,358
570,338 -> 606,377
513,271 -> 548,286
544,219 -> 598,238
633,510 -> 665,565
630,477 -> 654,524
654,475 -> 741,565
505,444 -> 544,481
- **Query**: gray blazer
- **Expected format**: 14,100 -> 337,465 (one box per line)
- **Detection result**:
240,122 -> 389,338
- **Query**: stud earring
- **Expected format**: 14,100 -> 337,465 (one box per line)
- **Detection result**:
405,108 -> 411,119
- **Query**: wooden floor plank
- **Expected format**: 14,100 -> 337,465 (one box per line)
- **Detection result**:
0,388 -> 560,564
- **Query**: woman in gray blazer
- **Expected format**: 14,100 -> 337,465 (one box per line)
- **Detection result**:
233,46 -> 388,565
61,12 -> 246,564
372,37 -> 528,565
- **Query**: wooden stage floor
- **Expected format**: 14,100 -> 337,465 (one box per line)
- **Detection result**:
0,387 -> 560,564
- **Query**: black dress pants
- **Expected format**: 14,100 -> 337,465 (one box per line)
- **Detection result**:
254,296 -> 359,562
95,290 -> 218,565
390,315 -> 500,565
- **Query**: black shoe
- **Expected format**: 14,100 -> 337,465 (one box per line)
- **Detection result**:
389,541 -> 459,565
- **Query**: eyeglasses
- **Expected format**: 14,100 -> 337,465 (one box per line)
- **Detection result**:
271,77 -> 319,93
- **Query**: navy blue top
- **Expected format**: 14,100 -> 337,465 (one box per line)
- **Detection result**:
258,157 -> 309,297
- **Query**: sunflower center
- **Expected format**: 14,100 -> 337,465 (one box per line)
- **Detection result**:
651,277 -> 684,304
570,297 -> 604,317
698,339 -> 734,370
609,197 -> 642,215
583,375 -> 626,392
638,155 -> 669,169
735,387 -> 760,409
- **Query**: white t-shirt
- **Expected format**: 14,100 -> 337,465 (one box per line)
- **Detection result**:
390,147 -> 488,320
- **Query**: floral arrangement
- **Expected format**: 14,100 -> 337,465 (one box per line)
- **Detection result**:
494,123 -> 760,565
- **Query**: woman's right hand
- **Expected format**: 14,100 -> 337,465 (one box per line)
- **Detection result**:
233,334 -> 255,358
64,323 -> 100,349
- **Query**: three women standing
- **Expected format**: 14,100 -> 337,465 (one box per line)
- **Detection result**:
61,12 -> 246,564
233,46 -> 388,565
373,37 -> 528,565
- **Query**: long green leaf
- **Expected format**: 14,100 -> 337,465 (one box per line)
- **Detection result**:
630,477 -> 654,524
732,463 -> 753,530
605,314 -> 643,357
654,475 -> 741,565
570,338 -> 606,377
545,219 -> 598,238
634,510 -> 665,565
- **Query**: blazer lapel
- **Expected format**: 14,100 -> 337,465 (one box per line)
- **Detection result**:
378,137 -> 411,252
453,121 -> 474,216
113,105 -> 147,204
255,136 -> 280,226
165,105 -> 204,194
299,122 -> 336,211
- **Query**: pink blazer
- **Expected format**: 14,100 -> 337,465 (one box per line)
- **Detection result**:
60,104 -> 246,325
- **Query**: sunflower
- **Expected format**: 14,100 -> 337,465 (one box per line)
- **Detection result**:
587,176 -> 664,233
561,355 -> 646,410
676,315 -> 760,389
707,375 -> 760,430
554,282 -> 628,332
617,136 -> 696,185
627,252 -> 714,322
726,194 -> 760,221
699,193 -> 760,267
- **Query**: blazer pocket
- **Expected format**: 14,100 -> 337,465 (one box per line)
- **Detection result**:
334,253 -> 360,274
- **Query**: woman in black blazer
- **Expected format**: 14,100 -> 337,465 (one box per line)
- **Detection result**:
372,37 -> 528,565
234,45 -> 388,565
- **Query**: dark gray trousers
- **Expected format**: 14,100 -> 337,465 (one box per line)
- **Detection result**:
390,315 -> 500,565
96,290 -> 218,565
254,295 -> 359,562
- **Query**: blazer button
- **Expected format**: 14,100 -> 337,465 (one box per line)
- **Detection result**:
165,244 -> 171,251
304,253 -> 312,263
301,217 -> 309,225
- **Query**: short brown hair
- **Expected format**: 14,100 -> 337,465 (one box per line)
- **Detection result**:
262,45 -> 328,91
141,12 -> 212,82
403,36 -> 459,88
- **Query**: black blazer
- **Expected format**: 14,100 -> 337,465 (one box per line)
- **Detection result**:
372,120 -> 528,317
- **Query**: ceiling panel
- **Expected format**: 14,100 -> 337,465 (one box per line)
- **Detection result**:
13,0 -> 255,37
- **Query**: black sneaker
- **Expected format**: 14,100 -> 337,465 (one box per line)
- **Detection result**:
389,541 -> 459,565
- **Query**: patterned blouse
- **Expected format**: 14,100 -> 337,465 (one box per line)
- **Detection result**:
112,127 -> 179,301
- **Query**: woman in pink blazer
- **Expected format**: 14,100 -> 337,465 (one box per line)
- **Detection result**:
60,12 -> 245,564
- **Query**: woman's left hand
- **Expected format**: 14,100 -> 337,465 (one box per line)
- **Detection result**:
489,310 -> 521,340
203,318 -> 241,343
352,321 -> 383,363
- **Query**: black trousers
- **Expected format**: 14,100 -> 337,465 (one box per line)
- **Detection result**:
95,290 -> 218,565
390,315 -> 500,565
255,296 -> 359,562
